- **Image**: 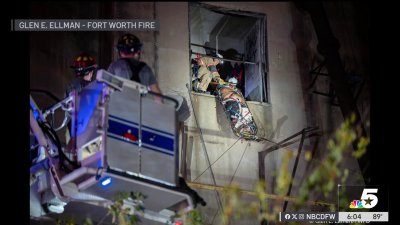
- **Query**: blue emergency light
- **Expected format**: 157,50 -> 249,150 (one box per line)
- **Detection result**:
100,176 -> 112,187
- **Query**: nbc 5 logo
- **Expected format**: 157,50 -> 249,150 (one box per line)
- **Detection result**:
349,188 -> 378,209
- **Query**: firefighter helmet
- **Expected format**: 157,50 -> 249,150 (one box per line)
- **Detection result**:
70,52 -> 97,77
117,33 -> 143,54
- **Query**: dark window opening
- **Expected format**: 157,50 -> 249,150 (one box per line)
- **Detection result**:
189,2 -> 268,103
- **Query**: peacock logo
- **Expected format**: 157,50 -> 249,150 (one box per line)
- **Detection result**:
349,200 -> 364,209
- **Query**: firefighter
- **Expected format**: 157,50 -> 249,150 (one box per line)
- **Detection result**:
108,33 -> 162,95
65,52 -> 97,96
196,54 -> 225,93
64,52 -> 97,145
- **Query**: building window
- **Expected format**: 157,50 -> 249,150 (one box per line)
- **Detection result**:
189,2 -> 268,103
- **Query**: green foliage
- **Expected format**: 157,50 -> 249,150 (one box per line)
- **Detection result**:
353,137 -> 369,159
82,218 -> 93,225
108,191 -> 146,225
277,151 -> 293,196
294,115 -> 369,212
178,210 -> 204,225
55,218 -> 76,225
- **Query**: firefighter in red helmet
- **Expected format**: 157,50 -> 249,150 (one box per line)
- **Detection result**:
65,52 -> 97,96
64,52 -> 97,144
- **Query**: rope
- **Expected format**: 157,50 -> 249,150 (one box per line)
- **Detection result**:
229,142 -> 249,185
210,207 -> 220,225
186,84 -> 224,213
193,137 -> 241,182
